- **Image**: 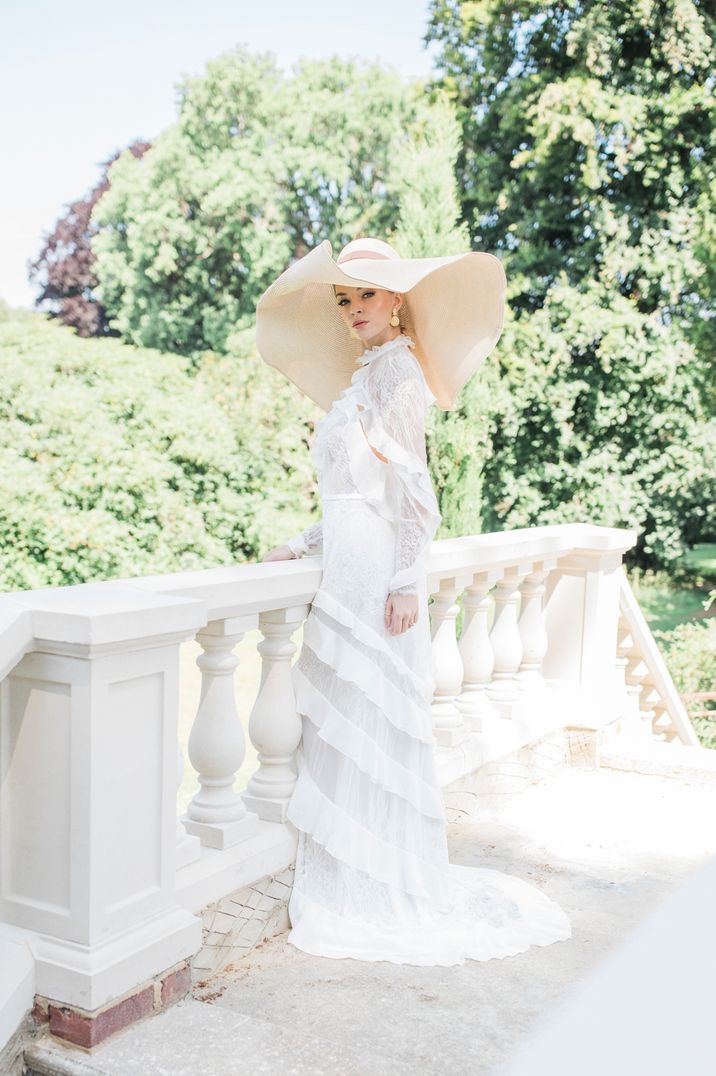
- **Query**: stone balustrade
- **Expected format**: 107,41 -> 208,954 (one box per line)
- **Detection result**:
0,520 -> 696,1052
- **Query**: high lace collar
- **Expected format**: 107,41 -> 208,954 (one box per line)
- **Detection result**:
355,333 -> 416,367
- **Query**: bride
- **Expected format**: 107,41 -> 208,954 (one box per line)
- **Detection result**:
258,237 -> 571,966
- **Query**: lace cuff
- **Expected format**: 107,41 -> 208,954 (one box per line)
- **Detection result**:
391,513 -> 424,597
286,520 -> 323,558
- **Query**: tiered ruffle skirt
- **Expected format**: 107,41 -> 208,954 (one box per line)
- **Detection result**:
286,498 -> 572,965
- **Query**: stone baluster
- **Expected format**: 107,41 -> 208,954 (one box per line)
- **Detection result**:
455,571 -> 500,732
623,648 -> 649,743
429,574 -> 473,746
614,614 -> 631,720
517,558 -> 556,687
243,605 -> 308,822
487,565 -> 529,711
651,702 -> 672,742
613,612 -> 646,743
176,741 -> 201,868
182,616 -> 260,850
639,681 -> 659,741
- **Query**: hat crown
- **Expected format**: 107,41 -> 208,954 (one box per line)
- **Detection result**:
336,237 -> 399,266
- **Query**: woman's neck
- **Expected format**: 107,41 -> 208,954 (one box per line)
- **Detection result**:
360,327 -> 402,353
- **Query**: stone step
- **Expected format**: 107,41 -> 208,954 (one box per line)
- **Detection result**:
599,739 -> 716,783
25,1041 -> 106,1076
25,998 -> 419,1076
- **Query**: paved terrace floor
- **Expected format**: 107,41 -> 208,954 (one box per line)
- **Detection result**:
27,746 -> 716,1076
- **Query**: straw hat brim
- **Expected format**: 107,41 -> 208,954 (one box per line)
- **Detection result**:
256,239 -> 506,411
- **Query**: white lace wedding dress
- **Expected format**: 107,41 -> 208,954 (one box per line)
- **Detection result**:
284,333 -> 571,966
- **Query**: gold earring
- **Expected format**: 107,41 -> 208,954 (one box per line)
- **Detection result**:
390,308 -> 400,327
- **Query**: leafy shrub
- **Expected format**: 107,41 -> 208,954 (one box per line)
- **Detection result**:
0,309 -> 321,590
654,619 -> 716,748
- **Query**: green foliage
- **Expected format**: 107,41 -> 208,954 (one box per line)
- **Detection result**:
653,619 -> 716,748
426,0 -> 716,566
692,162 -> 716,398
388,91 -> 494,540
480,279 -> 716,563
390,93 -> 470,258
0,310 -> 321,590
92,49 -> 418,356
627,565 -> 714,634
682,543 -> 716,577
427,0 -> 713,316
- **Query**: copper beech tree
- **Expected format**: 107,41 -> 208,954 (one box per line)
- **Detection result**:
29,140 -> 150,336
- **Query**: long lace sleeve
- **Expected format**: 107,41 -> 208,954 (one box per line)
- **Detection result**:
393,496 -> 428,597
286,520 -> 323,558
359,346 -> 441,595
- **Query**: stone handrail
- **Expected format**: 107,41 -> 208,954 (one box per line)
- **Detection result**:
615,566 -> 700,746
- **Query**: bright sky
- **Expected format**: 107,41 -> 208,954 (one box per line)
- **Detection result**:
0,0 -> 438,309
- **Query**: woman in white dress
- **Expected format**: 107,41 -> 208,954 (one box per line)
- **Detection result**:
258,237 -> 571,966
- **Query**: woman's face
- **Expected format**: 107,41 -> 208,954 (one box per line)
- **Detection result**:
333,285 -> 403,348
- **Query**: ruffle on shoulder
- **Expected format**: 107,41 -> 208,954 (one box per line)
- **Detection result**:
355,332 -> 415,365
334,341 -> 442,593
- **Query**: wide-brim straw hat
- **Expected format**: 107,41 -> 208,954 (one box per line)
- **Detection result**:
255,237 -> 506,412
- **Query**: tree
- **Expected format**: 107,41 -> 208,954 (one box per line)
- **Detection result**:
29,141 -> 150,336
426,0 -> 714,321
388,91 -> 501,543
91,48 -> 420,356
425,0 -> 716,566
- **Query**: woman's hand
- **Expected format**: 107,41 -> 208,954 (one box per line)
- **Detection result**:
385,591 -> 419,636
262,544 -> 298,562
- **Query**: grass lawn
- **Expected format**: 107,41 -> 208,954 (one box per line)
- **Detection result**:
626,543 -> 716,633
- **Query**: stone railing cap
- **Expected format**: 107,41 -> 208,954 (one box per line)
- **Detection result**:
1,583 -> 208,648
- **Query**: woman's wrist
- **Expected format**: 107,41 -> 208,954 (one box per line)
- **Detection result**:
390,585 -> 417,598
285,535 -> 306,558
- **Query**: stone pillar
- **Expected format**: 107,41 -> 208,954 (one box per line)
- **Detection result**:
0,584 -> 205,1012
182,617 -> 260,850
243,605 -> 308,823
542,533 -> 636,728
429,575 -> 472,746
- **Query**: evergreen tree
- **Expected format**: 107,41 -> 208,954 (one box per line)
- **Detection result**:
390,93 -> 500,542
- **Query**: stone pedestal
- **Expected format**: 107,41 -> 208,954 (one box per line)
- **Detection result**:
0,584 -> 206,1012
